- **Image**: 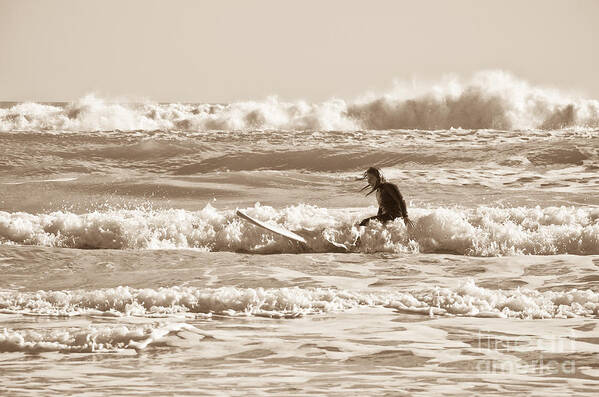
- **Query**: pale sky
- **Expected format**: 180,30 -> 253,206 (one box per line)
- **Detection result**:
1,0 -> 597,102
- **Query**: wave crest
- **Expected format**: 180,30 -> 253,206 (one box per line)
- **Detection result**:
2,71 -> 598,132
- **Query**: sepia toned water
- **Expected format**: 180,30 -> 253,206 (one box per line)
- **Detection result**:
1,76 -> 599,395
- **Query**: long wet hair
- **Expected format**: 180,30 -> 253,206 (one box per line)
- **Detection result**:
359,167 -> 385,196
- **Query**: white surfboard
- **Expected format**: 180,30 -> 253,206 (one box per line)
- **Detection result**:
236,210 -> 307,244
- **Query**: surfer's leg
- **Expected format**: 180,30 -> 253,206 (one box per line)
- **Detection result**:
360,214 -> 396,226
378,213 -> 396,224
359,216 -> 378,227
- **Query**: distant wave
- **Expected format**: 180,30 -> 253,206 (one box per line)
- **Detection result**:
1,71 -> 598,132
170,149 -> 479,174
1,204 -> 598,255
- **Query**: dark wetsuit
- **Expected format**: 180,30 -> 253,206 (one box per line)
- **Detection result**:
359,182 -> 408,226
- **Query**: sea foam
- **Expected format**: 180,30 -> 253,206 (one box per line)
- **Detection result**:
0,204 -> 597,255
1,281 -> 597,321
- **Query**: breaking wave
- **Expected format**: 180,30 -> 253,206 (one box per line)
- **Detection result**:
1,280 -> 597,329
0,204 -> 598,256
1,71 -> 598,132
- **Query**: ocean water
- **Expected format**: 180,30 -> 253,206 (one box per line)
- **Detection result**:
1,73 -> 599,395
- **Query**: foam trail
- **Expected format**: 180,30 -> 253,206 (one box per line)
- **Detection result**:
1,71 -> 598,132
0,323 -> 202,353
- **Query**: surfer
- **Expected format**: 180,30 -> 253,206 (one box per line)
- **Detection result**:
358,167 -> 414,228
